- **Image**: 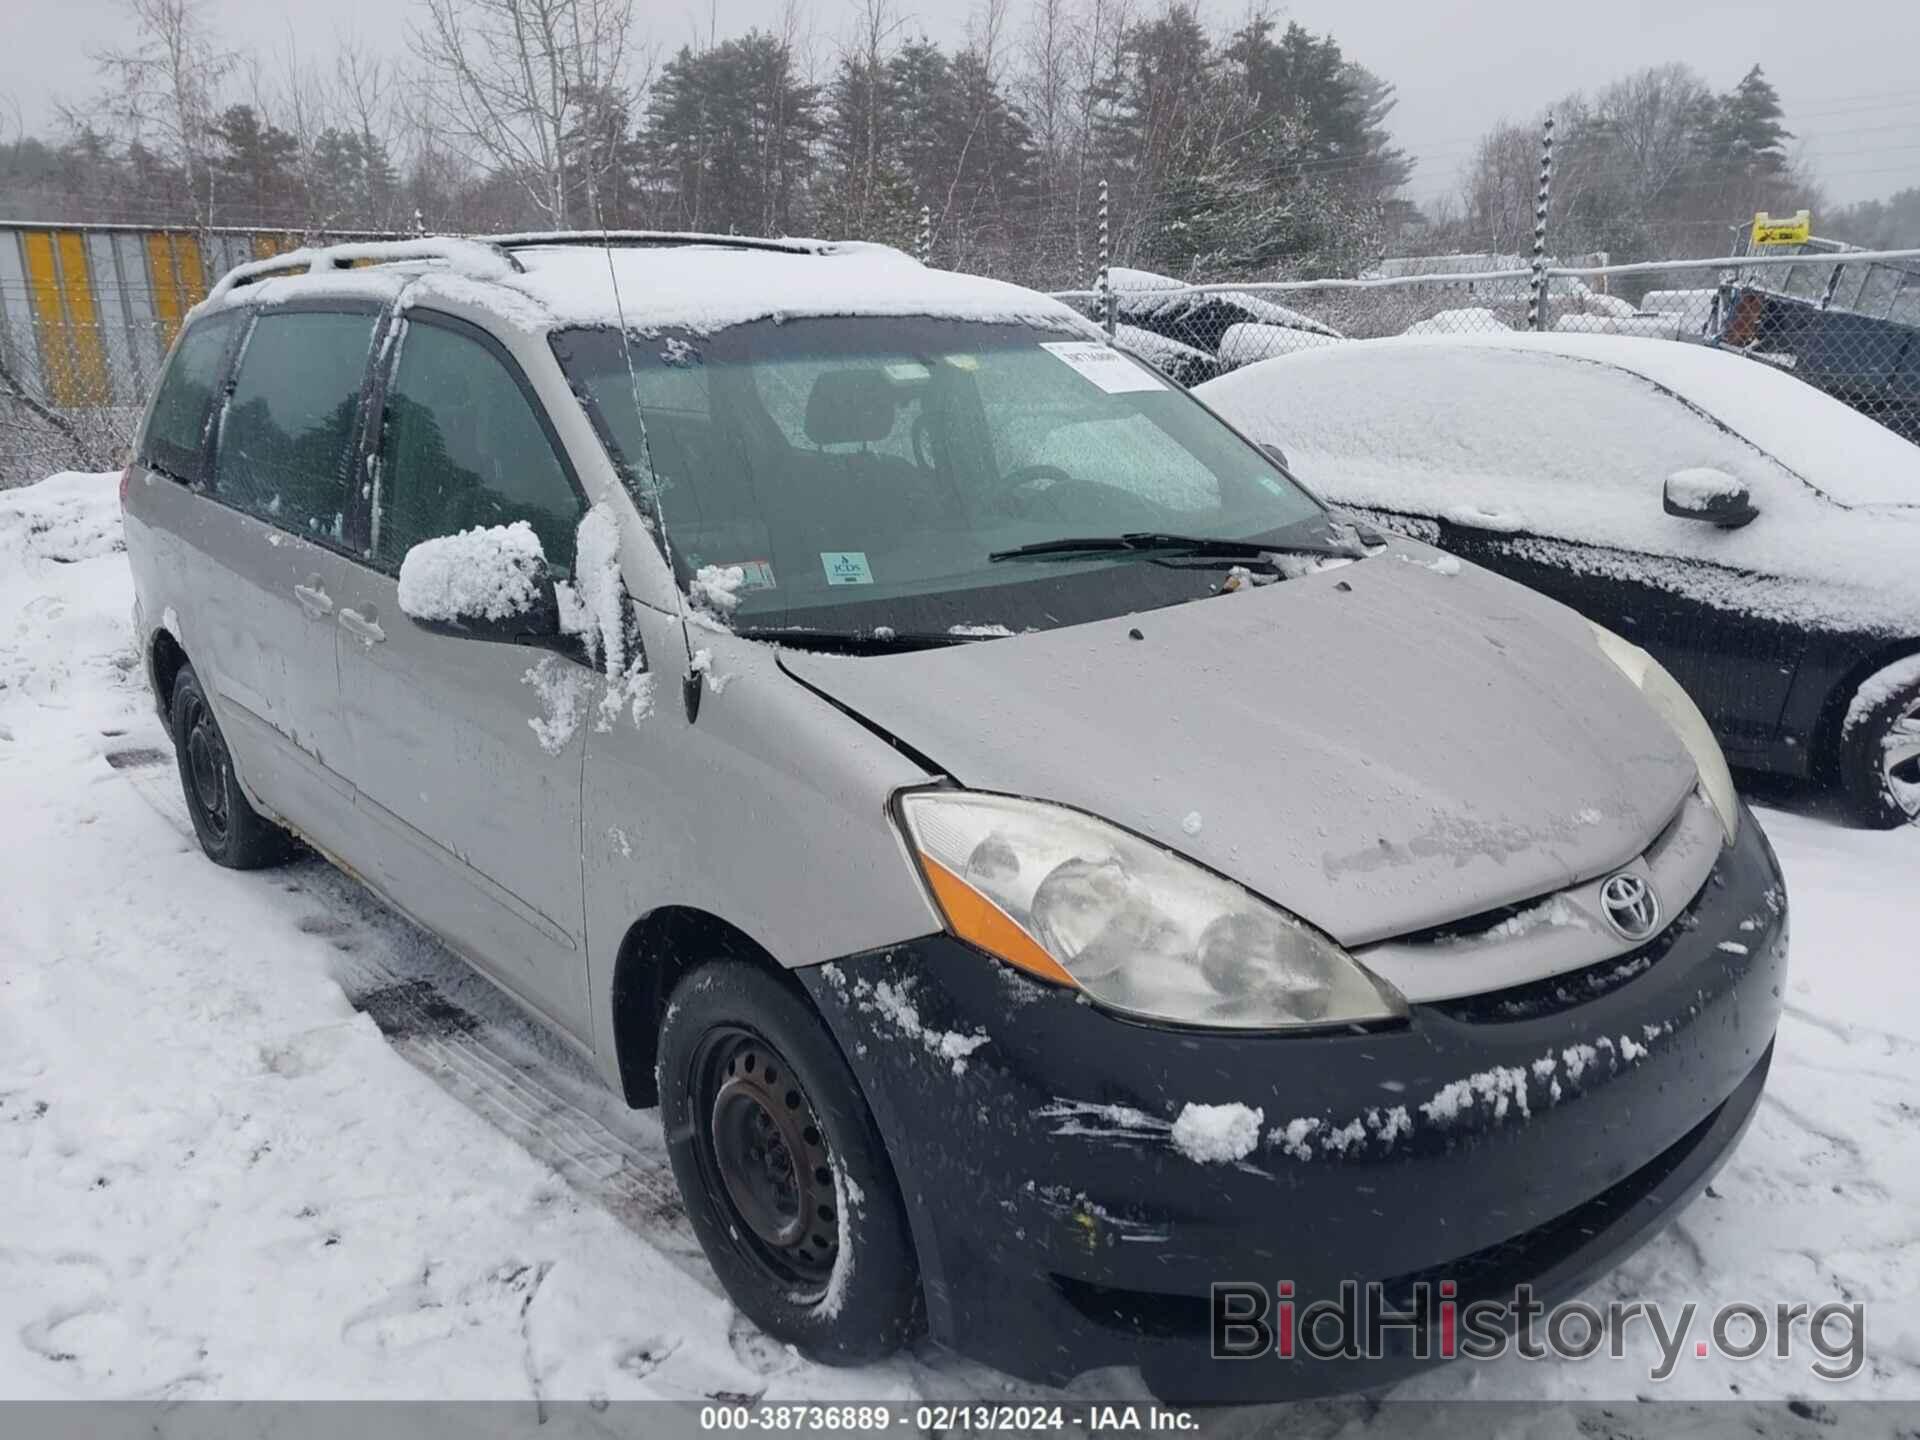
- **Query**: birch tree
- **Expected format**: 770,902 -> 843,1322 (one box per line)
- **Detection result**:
409,0 -> 637,226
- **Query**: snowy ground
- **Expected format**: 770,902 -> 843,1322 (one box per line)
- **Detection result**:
2,472 -> 1917,1421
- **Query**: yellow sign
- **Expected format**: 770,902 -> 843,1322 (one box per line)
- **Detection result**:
1751,209 -> 1811,246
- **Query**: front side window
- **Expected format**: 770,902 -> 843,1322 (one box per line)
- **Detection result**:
214,309 -> 376,541
143,310 -> 244,484
554,317 -> 1327,637
373,319 -> 584,574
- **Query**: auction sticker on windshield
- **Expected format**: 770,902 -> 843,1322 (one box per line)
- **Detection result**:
1041,340 -> 1166,393
821,551 -> 874,585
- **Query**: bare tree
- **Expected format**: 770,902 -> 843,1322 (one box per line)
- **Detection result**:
75,0 -> 238,231
1018,0 -> 1077,200
409,0 -> 637,226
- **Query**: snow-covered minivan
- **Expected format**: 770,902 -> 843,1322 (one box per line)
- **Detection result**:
123,234 -> 1787,1400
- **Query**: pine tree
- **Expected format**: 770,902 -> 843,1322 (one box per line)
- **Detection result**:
1711,65 -> 1792,179
212,105 -> 301,224
646,34 -> 822,236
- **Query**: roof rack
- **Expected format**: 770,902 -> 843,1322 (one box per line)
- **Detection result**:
207,237 -> 523,304
483,230 -> 829,257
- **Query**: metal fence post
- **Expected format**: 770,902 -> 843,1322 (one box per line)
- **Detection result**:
1098,177 -> 1116,339
1528,114 -> 1555,333
917,204 -> 932,265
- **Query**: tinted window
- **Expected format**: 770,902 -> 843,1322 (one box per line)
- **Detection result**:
374,320 -> 583,573
143,310 -> 244,483
215,310 -> 376,541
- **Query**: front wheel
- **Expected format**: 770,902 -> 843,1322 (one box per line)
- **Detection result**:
658,961 -> 922,1363
1837,659 -> 1920,828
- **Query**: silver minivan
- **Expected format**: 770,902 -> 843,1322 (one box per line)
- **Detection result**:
124,234 -> 1787,1401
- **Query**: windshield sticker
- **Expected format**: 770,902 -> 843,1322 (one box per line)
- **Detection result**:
943,353 -> 981,371
821,552 -> 874,586
884,361 -> 931,383
717,559 -> 777,590
1040,340 -> 1166,394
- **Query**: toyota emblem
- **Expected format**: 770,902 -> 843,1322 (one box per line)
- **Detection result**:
1599,872 -> 1661,941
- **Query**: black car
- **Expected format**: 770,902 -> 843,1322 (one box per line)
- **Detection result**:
1200,331 -> 1920,827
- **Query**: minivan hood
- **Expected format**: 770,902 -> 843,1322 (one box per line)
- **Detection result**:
779,552 -> 1700,946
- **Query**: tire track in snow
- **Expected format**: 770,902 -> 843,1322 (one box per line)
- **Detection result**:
110,745 -> 699,1262
107,741 -> 1073,1406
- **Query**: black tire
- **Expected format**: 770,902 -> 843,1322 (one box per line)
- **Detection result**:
169,664 -> 298,868
1837,662 -> 1920,829
658,961 -> 922,1363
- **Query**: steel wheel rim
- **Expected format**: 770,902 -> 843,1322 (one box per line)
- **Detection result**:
694,1027 -> 838,1294
1883,696 -> 1920,817
184,696 -> 231,840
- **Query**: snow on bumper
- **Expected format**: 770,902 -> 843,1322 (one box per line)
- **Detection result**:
799,806 -> 1787,1398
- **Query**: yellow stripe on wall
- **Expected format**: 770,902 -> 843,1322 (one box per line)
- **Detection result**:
172,233 -> 208,307
145,233 -> 210,344
21,231 -> 83,408
251,232 -> 299,261
147,233 -> 185,345
54,231 -> 109,405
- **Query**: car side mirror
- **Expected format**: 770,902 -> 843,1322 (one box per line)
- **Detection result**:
397,526 -> 564,643
1259,441 -> 1291,471
1664,469 -> 1759,529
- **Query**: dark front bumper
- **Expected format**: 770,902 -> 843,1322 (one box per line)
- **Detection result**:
801,806 -> 1788,1401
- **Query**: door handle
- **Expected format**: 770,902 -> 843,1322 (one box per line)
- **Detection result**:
338,607 -> 386,645
293,580 -> 333,617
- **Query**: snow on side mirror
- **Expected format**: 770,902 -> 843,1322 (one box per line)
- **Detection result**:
1664,468 -> 1759,529
397,522 -> 563,643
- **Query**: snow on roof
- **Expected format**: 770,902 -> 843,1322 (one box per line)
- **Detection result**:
1107,265 -> 1187,293
500,241 -> 1094,335
196,234 -> 1095,339
200,237 -> 517,309
1552,312 -> 1687,340
1401,307 -> 1511,337
1196,332 -> 1920,635
1216,321 -> 1341,368
1112,322 -> 1205,360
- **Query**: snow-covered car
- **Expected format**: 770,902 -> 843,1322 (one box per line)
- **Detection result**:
122,235 -> 1786,1401
1200,333 -> 1920,827
1108,265 -> 1344,371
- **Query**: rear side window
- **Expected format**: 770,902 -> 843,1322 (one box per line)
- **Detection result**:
215,310 -> 377,543
373,319 -> 583,574
142,311 -> 244,483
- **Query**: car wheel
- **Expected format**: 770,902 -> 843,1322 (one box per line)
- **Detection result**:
1838,662 -> 1920,828
658,961 -> 922,1363
170,664 -> 298,868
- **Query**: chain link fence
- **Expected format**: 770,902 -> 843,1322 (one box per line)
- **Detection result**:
0,223 -> 393,489
5,224 -> 1919,489
1060,246 -> 1920,446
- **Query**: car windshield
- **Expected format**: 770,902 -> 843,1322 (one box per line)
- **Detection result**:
551,316 -> 1329,638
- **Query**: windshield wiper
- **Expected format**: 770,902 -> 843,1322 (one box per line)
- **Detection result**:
988,531 -> 1356,563
734,626 -> 988,655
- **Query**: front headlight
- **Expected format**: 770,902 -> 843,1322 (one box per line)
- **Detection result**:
1589,623 -> 1740,844
896,790 -> 1406,1030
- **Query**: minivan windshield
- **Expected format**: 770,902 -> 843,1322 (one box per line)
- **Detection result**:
552,316 -> 1330,638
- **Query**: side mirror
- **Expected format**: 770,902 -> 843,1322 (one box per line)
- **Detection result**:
1664,469 -> 1759,529
397,526 -> 564,643
1259,441 -> 1291,471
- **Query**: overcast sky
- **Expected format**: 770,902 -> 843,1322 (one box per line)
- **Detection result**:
6,0 -> 1917,210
